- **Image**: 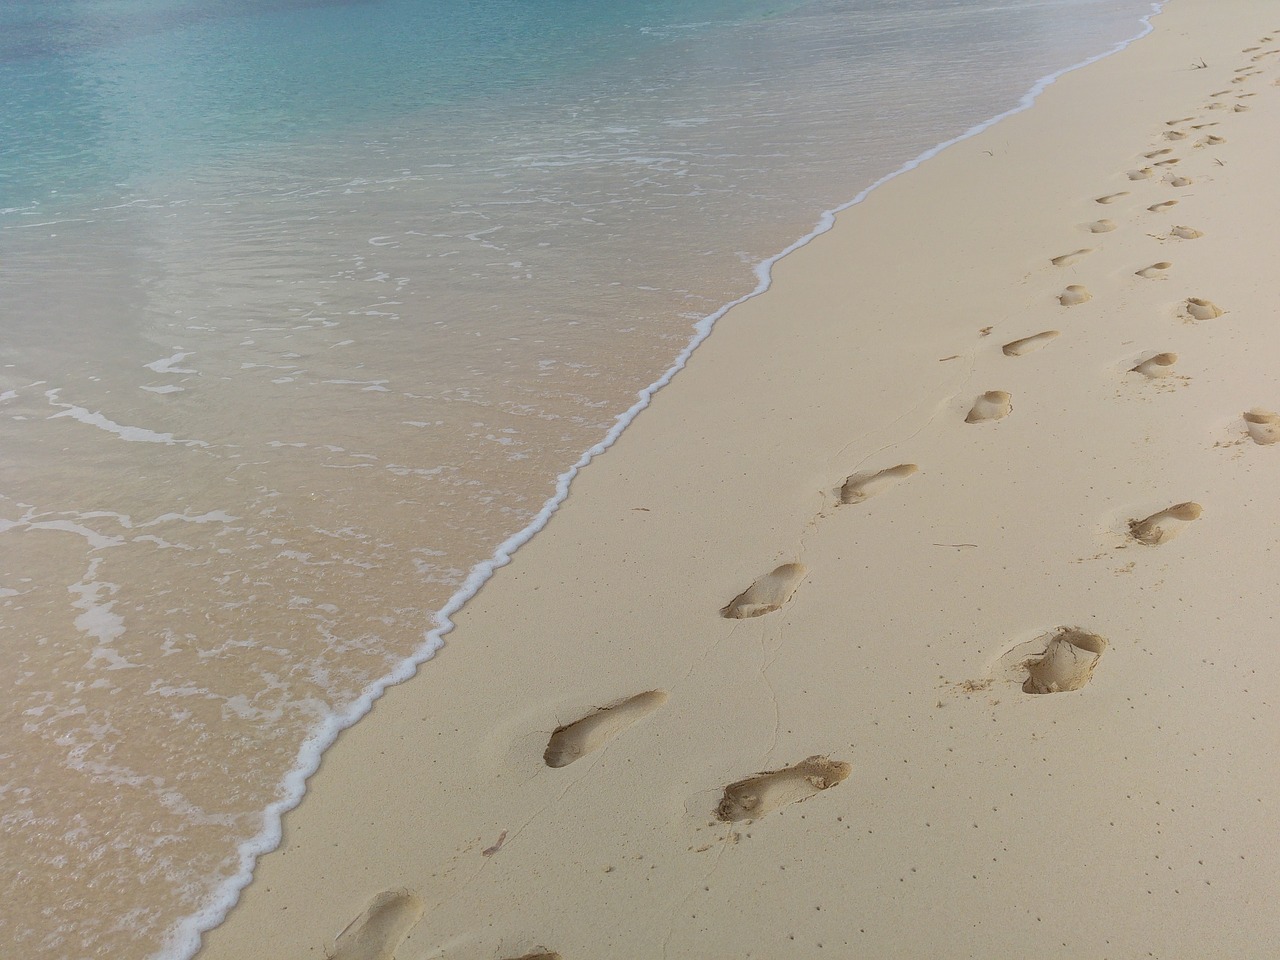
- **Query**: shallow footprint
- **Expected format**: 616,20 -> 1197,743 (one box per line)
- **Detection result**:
965,390 -> 1012,423
1129,502 -> 1202,545
1051,248 -> 1092,267
1198,134 -> 1227,146
1022,628 -> 1108,695
1088,219 -> 1117,233
1002,330 -> 1060,357
716,756 -> 851,822
1147,200 -> 1178,212
333,891 -> 425,960
1143,147 -> 1173,158
544,691 -> 668,768
1095,192 -> 1129,204
1171,225 -> 1203,239
1135,262 -> 1172,278
1167,175 -> 1193,187
1164,130 -> 1188,141
1186,297 -> 1224,320
503,952 -> 562,960
1130,352 -> 1178,378
721,563 -> 806,619
1059,285 -> 1091,306
1243,408 -> 1280,445
840,463 -> 918,504
1127,167 -> 1154,180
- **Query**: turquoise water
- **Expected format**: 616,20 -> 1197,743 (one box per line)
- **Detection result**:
1,2 -> 1162,957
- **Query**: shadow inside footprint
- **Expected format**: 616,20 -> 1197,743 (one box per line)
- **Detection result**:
544,690 -> 668,768
721,563 -> 806,619
1135,262 -> 1172,278
1171,225 -> 1203,239
503,952 -> 562,960
332,890 -> 425,960
1059,285 -> 1091,306
1244,408 -> 1280,445
716,756 -> 851,822
1002,330 -> 1059,357
1130,352 -> 1178,378
840,463 -> 918,504
965,390 -> 1012,423
1022,628 -> 1108,694
1050,248 -> 1092,267
1088,219 -> 1117,233
1186,298 -> 1224,320
1129,501 -> 1202,545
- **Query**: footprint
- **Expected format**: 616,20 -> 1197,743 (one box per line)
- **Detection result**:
1088,219 -> 1117,233
1166,175 -> 1193,187
1095,192 -> 1128,204
1022,628 -> 1108,695
1153,158 -> 1181,167
1210,89 -> 1232,97
503,953 -> 562,960
715,756 -> 852,822
721,563 -> 806,619
1129,352 -> 1178,378
1002,330 -> 1060,357
1050,248 -> 1092,267
1186,297 -> 1224,320
839,463 -> 918,504
1164,130 -> 1188,141
1165,116 -> 1195,125
1127,167 -> 1154,180
1135,262 -> 1172,279
1189,121 -> 1220,129
1129,502 -> 1202,545
1243,409 -> 1280,445
965,390 -> 1012,423
332,891 -> 425,960
1170,225 -> 1203,239
544,691 -> 668,768
1059,285 -> 1091,306
1147,200 -> 1179,212
1234,104 -> 1250,112
1197,135 -> 1227,146
1143,148 -> 1173,158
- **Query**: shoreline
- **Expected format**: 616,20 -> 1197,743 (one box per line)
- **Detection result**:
194,2 -> 1280,957
164,8 -> 1174,955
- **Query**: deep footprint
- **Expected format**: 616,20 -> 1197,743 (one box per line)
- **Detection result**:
1095,192 -> 1129,204
1059,285 -> 1091,306
1243,409 -> 1280,445
1186,298 -> 1224,320
965,390 -> 1012,423
1130,352 -> 1178,378
716,756 -> 852,822
1022,628 -> 1108,695
544,690 -> 668,768
721,563 -> 807,619
1147,200 -> 1179,212
1002,330 -> 1060,357
332,890 -> 425,960
840,463 -> 918,504
1135,262 -> 1172,278
1129,502 -> 1202,545
1171,225 -> 1203,239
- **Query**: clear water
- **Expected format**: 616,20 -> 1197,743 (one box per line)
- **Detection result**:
0,1 -> 1160,956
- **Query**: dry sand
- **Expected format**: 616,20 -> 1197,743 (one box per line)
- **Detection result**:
195,3 -> 1280,957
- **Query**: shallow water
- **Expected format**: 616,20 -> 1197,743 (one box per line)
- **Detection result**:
1,0 -> 1160,955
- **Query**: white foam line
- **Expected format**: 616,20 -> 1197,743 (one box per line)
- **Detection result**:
160,5 -> 1167,956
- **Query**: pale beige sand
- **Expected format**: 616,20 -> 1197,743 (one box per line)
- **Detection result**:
197,4 -> 1280,958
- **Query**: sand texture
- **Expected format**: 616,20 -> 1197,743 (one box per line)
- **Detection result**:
196,3 -> 1280,958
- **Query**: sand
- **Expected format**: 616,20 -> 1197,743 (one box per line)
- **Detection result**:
194,3 -> 1280,957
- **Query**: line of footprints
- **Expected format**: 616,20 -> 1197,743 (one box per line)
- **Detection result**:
328,35 -> 1280,960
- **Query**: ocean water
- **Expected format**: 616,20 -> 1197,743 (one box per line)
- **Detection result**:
0,0 -> 1161,956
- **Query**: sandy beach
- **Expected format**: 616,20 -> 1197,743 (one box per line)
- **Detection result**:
194,2 -> 1280,957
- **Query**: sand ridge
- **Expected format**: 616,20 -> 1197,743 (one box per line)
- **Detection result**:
195,7 -> 1280,958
